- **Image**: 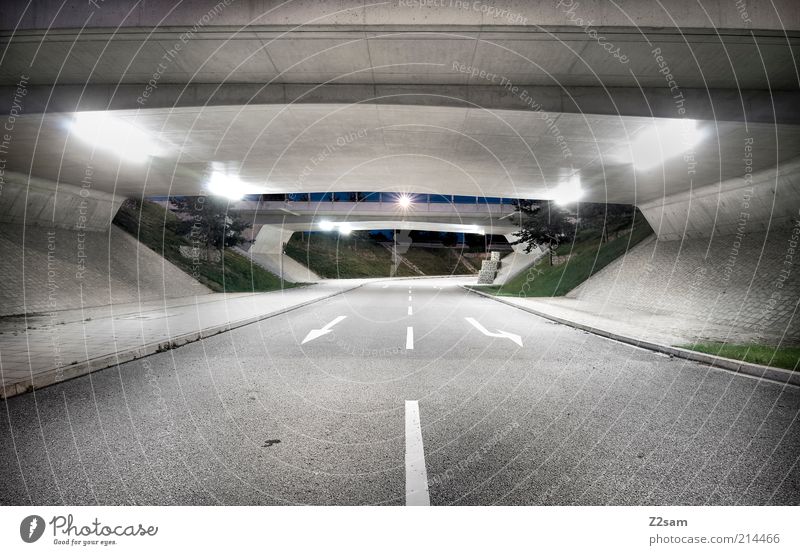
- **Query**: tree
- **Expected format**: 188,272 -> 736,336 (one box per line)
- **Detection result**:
170,196 -> 251,257
574,203 -> 635,243
441,232 -> 457,247
511,199 -> 575,265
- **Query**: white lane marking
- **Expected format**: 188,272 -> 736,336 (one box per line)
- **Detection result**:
406,326 -> 414,349
408,306 -> 413,316
301,315 -> 347,344
382,284 -> 389,289
465,317 -> 523,347
408,295 -> 412,301
405,400 -> 430,506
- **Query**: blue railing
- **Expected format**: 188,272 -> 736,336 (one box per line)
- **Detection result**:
251,193 -> 514,205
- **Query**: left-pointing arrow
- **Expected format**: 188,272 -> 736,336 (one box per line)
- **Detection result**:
301,316 -> 347,345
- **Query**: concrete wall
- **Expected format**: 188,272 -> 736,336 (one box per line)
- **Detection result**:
640,158 -> 800,241
248,224 -> 319,282
0,175 -> 210,316
0,223 -> 211,316
0,173 -> 123,231
493,234 -> 546,285
567,224 -> 800,346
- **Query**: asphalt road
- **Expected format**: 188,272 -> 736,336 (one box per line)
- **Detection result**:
1,279 -> 799,505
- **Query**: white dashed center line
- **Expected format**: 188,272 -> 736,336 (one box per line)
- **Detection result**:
406,326 -> 414,349
405,400 -> 430,506
408,306 -> 413,316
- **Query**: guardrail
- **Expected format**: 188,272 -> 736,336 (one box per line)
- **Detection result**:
232,200 -> 519,215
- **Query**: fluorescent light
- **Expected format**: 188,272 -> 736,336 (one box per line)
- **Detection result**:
630,119 -> 703,171
207,170 -> 247,200
70,112 -> 162,162
552,175 -> 583,206
337,223 -> 352,236
319,220 -> 335,231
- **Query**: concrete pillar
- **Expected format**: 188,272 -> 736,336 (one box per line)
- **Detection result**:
249,225 -> 319,282
250,224 -> 295,256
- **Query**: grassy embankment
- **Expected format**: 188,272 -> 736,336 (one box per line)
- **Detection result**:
285,233 -> 476,279
113,199 -> 291,292
474,212 -> 654,297
678,343 -> 800,371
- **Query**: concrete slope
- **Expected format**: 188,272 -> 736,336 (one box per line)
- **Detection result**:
493,247 -> 547,286
0,223 -> 211,316
238,247 -> 320,283
567,229 -> 800,346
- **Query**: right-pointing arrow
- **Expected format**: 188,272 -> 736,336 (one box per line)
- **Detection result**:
301,315 -> 347,345
465,317 -> 523,347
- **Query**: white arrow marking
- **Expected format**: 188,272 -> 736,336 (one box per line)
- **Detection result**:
465,317 -> 523,347
301,316 -> 347,344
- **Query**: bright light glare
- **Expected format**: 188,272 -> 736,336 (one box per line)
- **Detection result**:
70,112 -> 162,162
552,175 -> 583,206
397,194 -> 413,209
207,171 -> 247,200
318,220 -> 352,234
631,119 -> 702,171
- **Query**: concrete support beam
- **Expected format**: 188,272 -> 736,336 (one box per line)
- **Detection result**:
639,157 -> 800,241
2,1 -> 798,31
0,172 -> 124,231
3,84 -> 796,125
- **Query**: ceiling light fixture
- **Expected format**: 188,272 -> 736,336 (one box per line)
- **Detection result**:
631,119 -> 703,171
69,111 -> 162,162
552,175 -> 584,206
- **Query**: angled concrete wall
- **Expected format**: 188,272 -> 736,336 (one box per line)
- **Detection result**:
0,175 -> 211,315
640,158 -> 800,241
0,223 -> 211,316
567,225 -> 800,346
249,224 -> 319,282
0,173 -> 123,231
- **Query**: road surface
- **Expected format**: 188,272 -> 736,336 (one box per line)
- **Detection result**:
1,279 -> 798,505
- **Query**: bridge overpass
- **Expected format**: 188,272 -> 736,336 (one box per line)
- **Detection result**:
0,0 -> 798,243
225,197 -> 528,282
234,197 -> 520,233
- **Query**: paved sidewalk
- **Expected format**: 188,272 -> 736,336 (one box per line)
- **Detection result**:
466,289 -> 799,386
0,280 -> 366,398
492,296 -> 702,346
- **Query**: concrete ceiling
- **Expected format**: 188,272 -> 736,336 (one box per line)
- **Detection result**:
1,2 -> 797,207
5,103 -> 799,205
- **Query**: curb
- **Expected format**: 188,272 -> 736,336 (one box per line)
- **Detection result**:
1,283 -> 364,399
462,286 -> 800,388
